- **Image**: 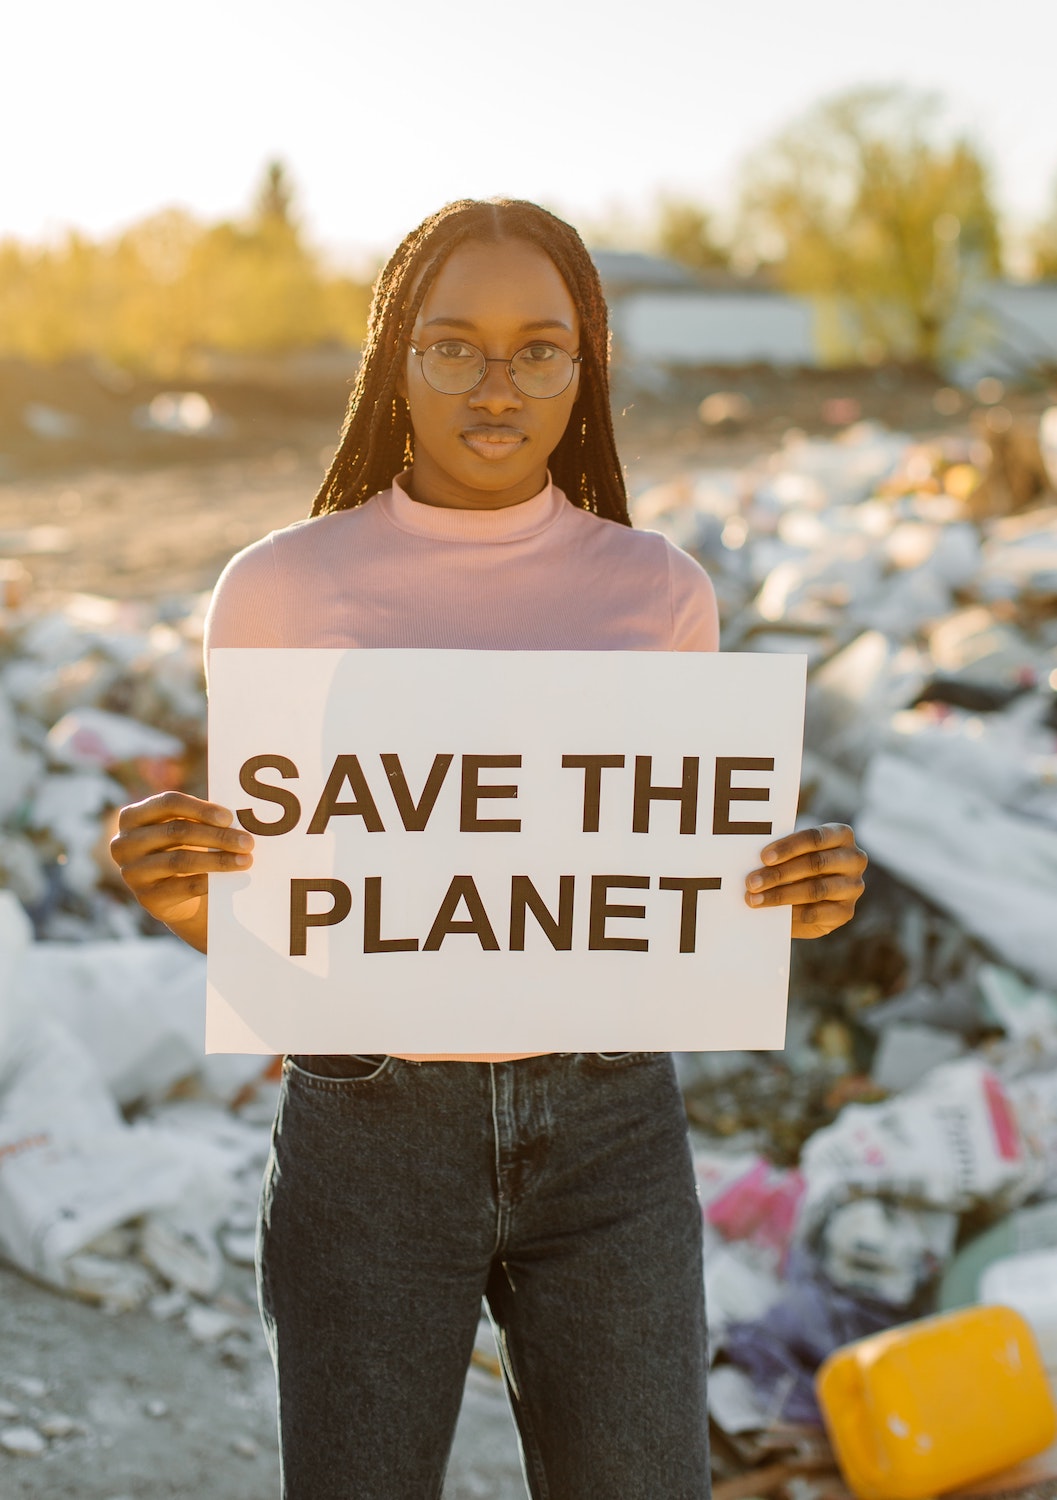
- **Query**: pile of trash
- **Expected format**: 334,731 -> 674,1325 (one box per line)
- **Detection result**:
0,402 -> 1056,1492
0,583 -> 271,1324
640,407 -> 1057,1484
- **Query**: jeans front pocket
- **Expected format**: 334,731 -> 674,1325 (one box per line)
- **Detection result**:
580,1051 -> 667,1070
285,1053 -> 394,1090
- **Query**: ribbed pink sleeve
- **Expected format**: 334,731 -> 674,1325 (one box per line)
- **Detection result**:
203,535 -> 282,674
669,542 -> 720,651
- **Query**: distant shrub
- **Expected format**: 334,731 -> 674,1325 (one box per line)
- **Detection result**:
0,165 -> 374,373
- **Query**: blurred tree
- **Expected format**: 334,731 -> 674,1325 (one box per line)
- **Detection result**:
738,87 -> 1002,365
253,159 -> 298,230
654,196 -> 729,273
1030,185 -> 1057,279
190,160 -> 330,354
190,218 -> 332,354
0,165 -> 373,370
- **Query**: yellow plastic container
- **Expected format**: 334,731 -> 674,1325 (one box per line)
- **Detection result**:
816,1305 -> 1057,1500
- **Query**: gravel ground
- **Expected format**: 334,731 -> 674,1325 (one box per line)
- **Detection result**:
0,1257 -> 528,1499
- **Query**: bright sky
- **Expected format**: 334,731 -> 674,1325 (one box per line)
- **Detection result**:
7,0 -> 1056,261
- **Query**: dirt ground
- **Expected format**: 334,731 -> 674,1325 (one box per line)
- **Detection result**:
2,355 -> 1050,606
0,357 -> 1052,1500
0,1257 -> 527,1500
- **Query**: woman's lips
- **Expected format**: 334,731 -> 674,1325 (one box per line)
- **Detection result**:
460,427 -> 526,460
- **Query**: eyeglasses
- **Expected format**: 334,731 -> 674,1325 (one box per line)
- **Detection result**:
407,339 -> 582,398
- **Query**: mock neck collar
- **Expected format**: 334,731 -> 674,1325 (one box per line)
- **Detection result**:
378,470 -> 565,543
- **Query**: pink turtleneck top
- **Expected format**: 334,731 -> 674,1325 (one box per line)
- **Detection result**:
204,471 -> 719,1063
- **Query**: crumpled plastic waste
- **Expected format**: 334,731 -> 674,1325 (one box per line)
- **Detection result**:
858,755 -> 1057,990
0,1006 -> 200,1289
939,1199 -> 1057,1314
978,1250 -> 1057,1367
133,391 -> 222,436
978,965 -> 1057,1042
1041,407 -> 1057,490
817,1198 -> 957,1307
0,844 -> 268,1304
721,1248 -> 899,1426
704,1157 -> 806,1269
1,405 -> 1056,1431
46,705 -> 183,770
800,1056 -> 1036,1220
13,934 -> 264,1108
646,411 -> 1057,1448
869,1021 -> 965,1092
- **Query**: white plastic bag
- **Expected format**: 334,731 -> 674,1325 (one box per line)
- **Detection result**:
45,705 -> 182,770
16,937 -> 264,1107
801,1057 -> 1036,1217
0,1017 -> 194,1285
858,755 -> 1057,989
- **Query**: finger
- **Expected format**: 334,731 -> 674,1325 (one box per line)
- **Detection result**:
759,822 -> 858,867
118,791 -> 234,835
112,817 -> 253,865
791,901 -> 856,939
156,891 -> 205,925
123,846 -> 254,888
746,843 -> 868,892
745,873 -> 865,909
132,871 -> 211,925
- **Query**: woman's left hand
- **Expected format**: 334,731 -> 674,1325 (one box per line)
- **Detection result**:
744,823 -> 867,939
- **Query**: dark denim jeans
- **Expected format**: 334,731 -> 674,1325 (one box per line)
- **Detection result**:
257,1051 -> 710,1499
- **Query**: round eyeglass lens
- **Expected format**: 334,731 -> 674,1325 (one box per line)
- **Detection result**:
509,343 -> 575,397
421,341 -> 487,394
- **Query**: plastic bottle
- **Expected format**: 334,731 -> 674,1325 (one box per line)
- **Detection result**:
816,1305 -> 1057,1500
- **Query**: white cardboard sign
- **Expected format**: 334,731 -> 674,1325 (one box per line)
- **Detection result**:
206,650 -> 806,1054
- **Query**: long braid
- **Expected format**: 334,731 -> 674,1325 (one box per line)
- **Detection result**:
311,199 -> 631,526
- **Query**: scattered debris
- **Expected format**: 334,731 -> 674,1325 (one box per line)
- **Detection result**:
9,1376 -> 48,1401
0,1424 -> 47,1456
185,1304 -> 242,1345
22,404 -> 80,441
0,402 -> 1055,1498
134,392 -> 221,436
37,1412 -> 79,1438
644,407 -> 1057,1490
700,392 -> 754,430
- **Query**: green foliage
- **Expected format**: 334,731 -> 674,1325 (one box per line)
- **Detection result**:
738,87 -> 1003,365
0,163 -> 373,372
653,196 -> 729,273
254,159 -> 298,230
1031,185 -> 1057,280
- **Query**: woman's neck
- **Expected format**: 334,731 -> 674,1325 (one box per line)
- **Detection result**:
404,458 -> 551,511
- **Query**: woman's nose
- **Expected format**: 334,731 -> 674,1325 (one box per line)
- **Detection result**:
467,359 -> 523,415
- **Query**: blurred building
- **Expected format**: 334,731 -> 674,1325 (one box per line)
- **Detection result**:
592,249 -> 1057,380
953,282 -> 1057,384
591,249 -> 819,368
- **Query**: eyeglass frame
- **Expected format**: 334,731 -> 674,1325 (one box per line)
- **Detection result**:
405,337 -> 583,398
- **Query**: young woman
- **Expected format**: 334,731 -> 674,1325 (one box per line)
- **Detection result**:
112,198 -> 867,1500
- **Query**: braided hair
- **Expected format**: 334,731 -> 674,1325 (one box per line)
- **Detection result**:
311,198 -> 630,526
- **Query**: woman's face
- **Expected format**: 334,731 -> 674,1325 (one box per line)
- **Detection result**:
399,237 -> 582,510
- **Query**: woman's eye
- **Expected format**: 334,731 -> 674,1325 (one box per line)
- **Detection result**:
521,343 -> 557,364
432,341 -> 477,360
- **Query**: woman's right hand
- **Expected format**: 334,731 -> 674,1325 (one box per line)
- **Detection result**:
109,791 -> 254,952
